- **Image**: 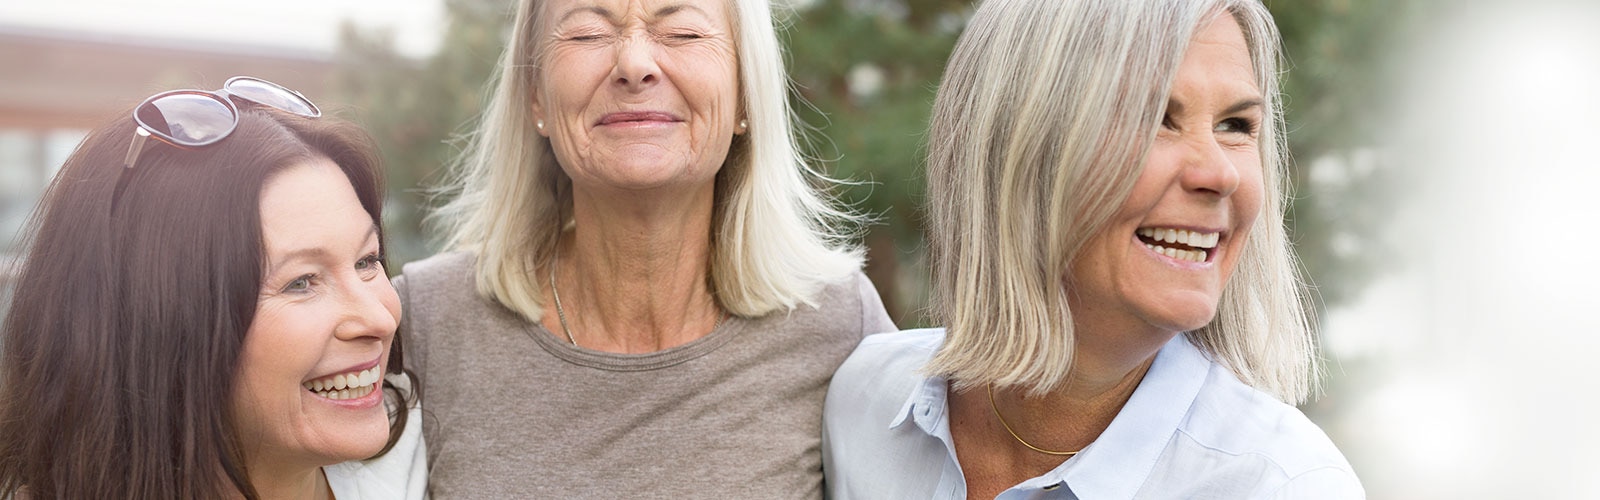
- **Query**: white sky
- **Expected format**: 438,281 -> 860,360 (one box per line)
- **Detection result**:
0,0 -> 447,58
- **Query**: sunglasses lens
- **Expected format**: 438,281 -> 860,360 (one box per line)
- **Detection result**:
136,93 -> 235,146
225,78 -> 319,117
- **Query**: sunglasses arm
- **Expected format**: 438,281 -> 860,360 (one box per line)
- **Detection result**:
123,127 -> 151,170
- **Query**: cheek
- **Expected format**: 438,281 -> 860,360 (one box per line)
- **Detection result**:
1128,138 -> 1190,199
541,48 -> 610,111
232,308 -> 324,417
1218,158 -> 1267,284
666,48 -> 740,112
1234,157 -> 1267,226
230,335 -> 289,446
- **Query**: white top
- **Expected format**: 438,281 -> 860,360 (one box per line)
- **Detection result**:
323,375 -> 428,500
822,329 -> 1363,499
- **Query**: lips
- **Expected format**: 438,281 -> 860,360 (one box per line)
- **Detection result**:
597,111 -> 680,125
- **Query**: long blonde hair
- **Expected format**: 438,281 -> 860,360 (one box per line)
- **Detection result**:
923,0 -> 1317,403
429,0 -> 865,321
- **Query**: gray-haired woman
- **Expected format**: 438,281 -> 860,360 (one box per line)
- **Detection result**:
394,0 -> 894,496
823,0 -> 1361,498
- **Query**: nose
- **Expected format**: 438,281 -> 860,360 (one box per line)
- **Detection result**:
611,34 -> 660,92
1178,133 -> 1242,198
333,275 -> 400,343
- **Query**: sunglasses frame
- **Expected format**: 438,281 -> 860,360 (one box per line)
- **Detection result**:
113,76 -> 321,210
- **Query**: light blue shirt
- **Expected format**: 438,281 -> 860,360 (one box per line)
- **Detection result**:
822,329 -> 1363,499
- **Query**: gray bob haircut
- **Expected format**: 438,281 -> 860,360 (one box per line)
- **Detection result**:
430,0 -> 866,321
923,0 -> 1317,403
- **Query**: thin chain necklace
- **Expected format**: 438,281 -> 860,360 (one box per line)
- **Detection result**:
988,384 -> 1081,457
548,243 -> 725,348
548,244 -> 578,345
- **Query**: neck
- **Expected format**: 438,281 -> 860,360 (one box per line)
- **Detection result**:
547,182 -> 722,353
987,346 -> 1160,455
238,457 -> 331,500
949,310 -> 1178,499
987,313 -> 1179,458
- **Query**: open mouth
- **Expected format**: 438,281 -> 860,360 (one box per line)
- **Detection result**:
302,366 -> 381,401
1136,227 -> 1219,263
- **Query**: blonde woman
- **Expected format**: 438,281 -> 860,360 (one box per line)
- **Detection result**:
394,0 -> 894,496
823,0 -> 1361,498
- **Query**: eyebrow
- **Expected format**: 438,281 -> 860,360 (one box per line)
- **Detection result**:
652,4 -> 709,19
265,223 -> 380,276
1223,98 -> 1264,116
1165,97 -> 1264,117
555,3 -> 708,24
557,5 -> 613,24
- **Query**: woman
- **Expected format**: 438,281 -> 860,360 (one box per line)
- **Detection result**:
823,0 -> 1361,498
0,78 -> 424,499
397,0 -> 894,496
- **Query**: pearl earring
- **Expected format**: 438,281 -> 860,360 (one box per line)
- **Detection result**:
536,119 -> 545,131
738,119 -> 748,131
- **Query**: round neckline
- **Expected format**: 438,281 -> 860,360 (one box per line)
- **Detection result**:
520,315 -> 746,372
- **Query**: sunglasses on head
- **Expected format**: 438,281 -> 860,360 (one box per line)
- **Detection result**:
113,76 -> 321,209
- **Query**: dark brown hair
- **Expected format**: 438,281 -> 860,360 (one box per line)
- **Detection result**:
0,105 -> 414,499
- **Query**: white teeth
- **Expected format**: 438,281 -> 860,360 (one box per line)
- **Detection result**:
1144,243 -> 1207,263
1138,227 -> 1220,250
320,384 -> 375,401
303,367 -> 382,398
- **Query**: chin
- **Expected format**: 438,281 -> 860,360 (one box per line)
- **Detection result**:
344,418 -> 393,459
304,413 -> 392,464
1140,296 -> 1221,333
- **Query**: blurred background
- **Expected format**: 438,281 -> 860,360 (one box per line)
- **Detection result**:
2,0 -> 1597,497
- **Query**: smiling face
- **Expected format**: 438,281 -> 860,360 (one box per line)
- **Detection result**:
531,0 -> 742,194
1068,14 -> 1264,337
231,157 -> 400,471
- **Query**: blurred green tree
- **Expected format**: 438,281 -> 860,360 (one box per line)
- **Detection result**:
333,0 -> 512,266
783,0 -> 969,325
1271,0 -> 1418,309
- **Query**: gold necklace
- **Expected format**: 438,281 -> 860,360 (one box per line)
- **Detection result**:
548,243 -> 725,348
987,384 -> 1081,457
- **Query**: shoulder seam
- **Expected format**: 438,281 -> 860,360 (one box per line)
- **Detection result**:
1266,465 -> 1362,497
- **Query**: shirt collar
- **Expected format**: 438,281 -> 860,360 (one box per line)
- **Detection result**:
887,333 -> 1213,499
1054,334 -> 1212,498
889,365 -> 950,435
